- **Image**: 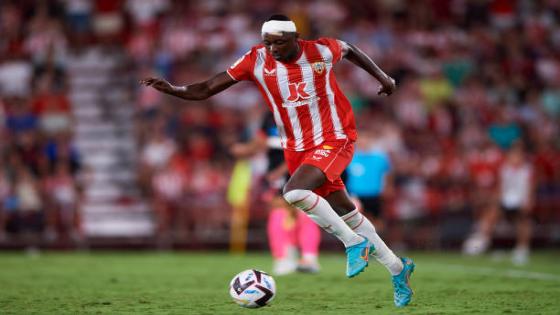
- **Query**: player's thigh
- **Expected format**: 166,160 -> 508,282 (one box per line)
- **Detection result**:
283,164 -> 327,193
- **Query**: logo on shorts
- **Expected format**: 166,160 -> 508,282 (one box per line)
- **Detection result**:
312,148 -> 331,160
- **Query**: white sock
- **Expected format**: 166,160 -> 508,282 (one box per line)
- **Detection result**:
283,190 -> 363,247
342,209 -> 403,275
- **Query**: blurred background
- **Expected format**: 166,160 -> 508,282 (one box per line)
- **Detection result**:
0,0 -> 558,253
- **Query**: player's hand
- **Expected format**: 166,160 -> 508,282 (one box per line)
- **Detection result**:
378,77 -> 396,96
139,77 -> 175,94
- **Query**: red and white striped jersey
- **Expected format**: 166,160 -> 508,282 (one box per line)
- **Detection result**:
227,38 -> 357,152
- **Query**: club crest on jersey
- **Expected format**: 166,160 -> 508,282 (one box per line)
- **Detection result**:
312,62 -> 326,75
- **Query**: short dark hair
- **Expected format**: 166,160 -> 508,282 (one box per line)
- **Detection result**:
267,14 -> 291,22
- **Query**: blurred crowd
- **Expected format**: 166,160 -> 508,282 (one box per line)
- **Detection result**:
0,0 -> 558,249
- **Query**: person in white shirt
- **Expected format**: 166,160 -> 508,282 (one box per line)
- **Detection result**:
463,142 -> 535,265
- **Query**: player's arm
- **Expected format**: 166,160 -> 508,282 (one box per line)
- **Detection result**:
230,133 -> 268,158
341,41 -> 396,96
139,72 -> 237,101
266,162 -> 288,184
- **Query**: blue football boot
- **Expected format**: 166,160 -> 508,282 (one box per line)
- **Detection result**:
392,257 -> 415,307
345,238 -> 374,278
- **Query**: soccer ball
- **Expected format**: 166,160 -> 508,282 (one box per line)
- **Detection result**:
229,269 -> 276,308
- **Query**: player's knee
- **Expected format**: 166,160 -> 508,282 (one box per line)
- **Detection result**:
283,189 -> 313,207
283,165 -> 326,194
282,180 -> 300,196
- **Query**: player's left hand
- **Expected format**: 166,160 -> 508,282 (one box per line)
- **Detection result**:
378,77 -> 396,96
139,77 -> 174,94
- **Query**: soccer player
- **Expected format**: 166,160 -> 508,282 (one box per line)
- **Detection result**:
141,14 -> 415,307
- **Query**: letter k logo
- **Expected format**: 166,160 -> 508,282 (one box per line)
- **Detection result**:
287,82 -> 311,102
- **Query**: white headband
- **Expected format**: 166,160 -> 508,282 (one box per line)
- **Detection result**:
261,20 -> 297,35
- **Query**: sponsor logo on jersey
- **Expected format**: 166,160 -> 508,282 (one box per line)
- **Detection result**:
283,82 -> 316,108
287,82 -> 311,101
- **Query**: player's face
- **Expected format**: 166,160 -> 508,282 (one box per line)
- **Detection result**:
262,33 -> 299,62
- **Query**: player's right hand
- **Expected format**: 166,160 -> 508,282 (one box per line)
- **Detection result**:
139,77 -> 174,93
378,77 -> 396,96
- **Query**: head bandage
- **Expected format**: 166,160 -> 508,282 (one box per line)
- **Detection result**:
261,20 -> 297,35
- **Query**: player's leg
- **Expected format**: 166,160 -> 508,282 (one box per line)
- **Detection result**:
267,196 -> 297,275
512,209 -> 531,265
463,203 -> 500,255
330,190 -> 403,274
362,195 -> 385,233
295,209 -> 321,273
329,190 -> 415,307
282,165 -> 364,246
282,164 -> 369,277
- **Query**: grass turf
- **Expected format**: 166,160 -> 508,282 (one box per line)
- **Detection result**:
0,251 -> 559,314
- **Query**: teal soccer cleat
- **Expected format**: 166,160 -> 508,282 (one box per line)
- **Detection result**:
392,257 -> 415,307
345,238 -> 374,278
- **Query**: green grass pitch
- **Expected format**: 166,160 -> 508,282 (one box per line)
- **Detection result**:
0,251 -> 559,314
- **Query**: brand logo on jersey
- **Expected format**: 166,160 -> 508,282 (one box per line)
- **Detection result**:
287,82 -> 311,102
264,68 -> 276,76
312,62 -> 326,75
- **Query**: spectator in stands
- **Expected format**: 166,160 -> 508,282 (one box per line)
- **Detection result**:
151,151 -> 188,244
32,74 -> 72,136
13,165 -> 43,240
43,161 -> 80,242
0,165 -> 11,241
5,97 -> 37,136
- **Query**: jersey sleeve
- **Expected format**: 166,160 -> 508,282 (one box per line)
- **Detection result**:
227,49 -> 255,81
316,37 -> 345,64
